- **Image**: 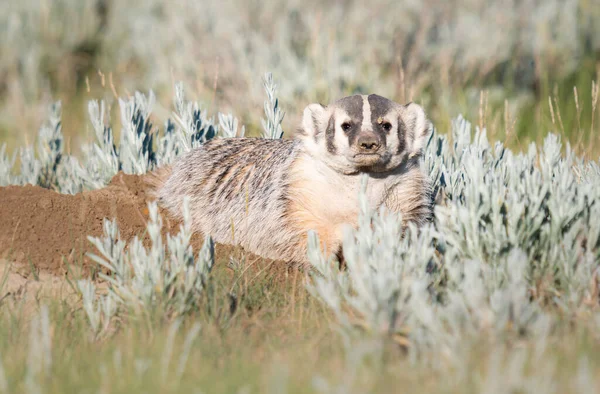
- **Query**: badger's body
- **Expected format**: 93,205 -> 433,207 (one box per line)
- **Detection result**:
157,94 -> 432,265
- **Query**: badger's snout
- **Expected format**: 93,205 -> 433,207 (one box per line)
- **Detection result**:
351,130 -> 385,167
356,132 -> 382,153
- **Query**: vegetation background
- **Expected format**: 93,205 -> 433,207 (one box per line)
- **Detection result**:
1,0 -> 600,393
2,0 -> 599,154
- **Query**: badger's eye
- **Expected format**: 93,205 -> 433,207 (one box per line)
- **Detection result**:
341,122 -> 352,132
381,122 -> 392,132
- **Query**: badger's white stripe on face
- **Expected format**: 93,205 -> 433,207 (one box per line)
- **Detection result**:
361,95 -> 372,131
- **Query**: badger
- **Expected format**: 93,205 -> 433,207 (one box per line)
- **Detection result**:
155,94 -> 432,265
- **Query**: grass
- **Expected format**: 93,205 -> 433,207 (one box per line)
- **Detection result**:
1,254 -> 600,393
3,60 -> 598,163
2,0 -> 600,157
424,60 -> 600,158
0,255 -> 332,393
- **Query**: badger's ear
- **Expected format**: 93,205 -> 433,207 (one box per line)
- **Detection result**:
301,103 -> 327,138
401,102 -> 432,157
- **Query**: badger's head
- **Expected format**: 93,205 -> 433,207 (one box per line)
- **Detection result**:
297,94 -> 432,174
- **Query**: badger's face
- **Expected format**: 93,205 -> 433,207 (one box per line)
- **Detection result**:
298,94 -> 432,174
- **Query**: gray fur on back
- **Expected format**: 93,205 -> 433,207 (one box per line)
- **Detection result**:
159,137 -> 304,261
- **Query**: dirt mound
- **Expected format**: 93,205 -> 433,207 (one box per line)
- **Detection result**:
0,259 -> 84,315
0,172 -> 191,277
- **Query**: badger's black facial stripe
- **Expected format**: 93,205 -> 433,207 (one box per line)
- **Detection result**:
335,95 -> 363,145
326,115 -> 336,154
336,95 -> 364,120
368,94 -> 394,129
366,94 -> 394,147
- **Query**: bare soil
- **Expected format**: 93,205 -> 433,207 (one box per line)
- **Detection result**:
0,172 -> 247,280
0,172 -> 153,276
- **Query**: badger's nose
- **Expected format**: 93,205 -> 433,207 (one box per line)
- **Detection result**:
357,136 -> 381,152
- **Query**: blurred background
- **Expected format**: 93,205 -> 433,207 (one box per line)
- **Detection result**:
1,0 -> 599,155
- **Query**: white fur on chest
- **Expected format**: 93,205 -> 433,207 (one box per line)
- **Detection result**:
289,152 -> 400,227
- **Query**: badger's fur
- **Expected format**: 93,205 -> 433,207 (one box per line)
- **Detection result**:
156,94 -> 432,265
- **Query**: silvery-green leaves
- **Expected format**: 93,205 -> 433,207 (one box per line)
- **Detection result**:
307,115 -> 600,363
80,199 -> 215,336
0,83 -> 229,193
172,82 -> 217,152
12,102 -> 63,189
218,112 -> 246,139
261,72 -> 285,139
0,144 -> 14,186
118,91 -> 157,175
36,101 -> 63,189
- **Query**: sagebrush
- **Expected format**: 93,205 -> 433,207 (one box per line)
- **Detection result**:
1,77 -> 600,392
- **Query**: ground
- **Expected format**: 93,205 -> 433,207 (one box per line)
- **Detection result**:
0,171 -> 258,274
